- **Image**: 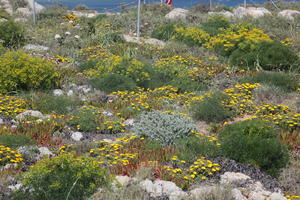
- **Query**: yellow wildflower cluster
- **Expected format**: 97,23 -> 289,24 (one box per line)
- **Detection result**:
78,46 -> 119,61
155,55 -> 203,78
165,156 -> 220,182
62,13 -> 79,24
96,120 -> 126,134
50,55 -> 72,64
223,83 -> 260,115
173,27 -> 210,45
0,95 -> 26,117
286,195 -> 300,200
89,135 -> 138,166
281,37 -> 294,46
0,145 -> 23,166
188,64 -> 226,83
204,26 -> 272,52
255,105 -> 300,131
194,132 -> 221,146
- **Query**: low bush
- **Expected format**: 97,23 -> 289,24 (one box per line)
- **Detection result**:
202,15 -> 230,36
229,41 -> 299,71
0,20 -> 25,48
219,119 -> 289,177
14,153 -> 110,200
170,77 -> 208,92
33,94 -> 78,114
240,71 -> 299,92
151,22 -> 179,41
78,59 -> 98,72
90,74 -> 137,93
0,134 -> 35,148
37,5 -> 68,19
173,27 -> 210,46
190,92 -> 236,123
133,111 -> 196,146
0,51 -> 61,93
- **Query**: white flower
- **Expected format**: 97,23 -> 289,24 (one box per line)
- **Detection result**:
69,20 -> 74,24
74,35 -> 80,39
54,34 -> 61,40
65,31 -> 71,35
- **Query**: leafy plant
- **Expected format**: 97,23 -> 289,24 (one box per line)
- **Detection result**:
132,111 -> 196,146
190,92 -> 236,123
15,153 -> 110,200
0,20 -> 25,48
90,74 -> 137,93
173,27 -> 210,46
0,51 -> 61,93
219,119 -> 289,177
202,15 -> 230,36
0,134 -> 35,148
151,22 -> 179,41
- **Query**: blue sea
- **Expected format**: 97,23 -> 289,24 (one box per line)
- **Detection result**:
36,0 -> 299,12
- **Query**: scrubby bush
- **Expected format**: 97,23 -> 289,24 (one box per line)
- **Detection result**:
219,119 -> 289,176
15,153 -> 110,200
172,27 -> 210,46
151,22 -> 179,41
33,94 -> 78,114
0,20 -> 25,48
0,134 -> 35,148
78,59 -> 98,72
229,41 -> 298,71
90,74 -> 137,93
170,77 -> 208,92
202,15 -> 230,36
68,106 -> 101,132
190,92 -> 236,123
0,51 -> 61,93
133,111 -> 196,146
240,71 -> 299,92
37,5 -> 67,19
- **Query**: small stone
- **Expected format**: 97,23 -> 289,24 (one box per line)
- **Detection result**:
103,110 -> 113,117
38,147 -> 53,156
55,34 -> 62,40
165,8 -> 189,20
115,175 -> 131,186
16,110 -> 44,120
220,172 -> 251,186
0,118 -> 4,125
190,186 -> 215,199
71,131 -> 83,141
74,35 -> 80,39
53,89 -> 64,96
124,119 -> 135,127
232,189 -> 247,200
67,90 -> 74,96
24,44 -> 49,52
65,31 -> 71,35
270,192 -> 287,200
248,191 -> 267,200
8,183 -> 22,191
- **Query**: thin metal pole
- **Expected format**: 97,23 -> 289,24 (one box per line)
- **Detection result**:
244,0 -> 247,8
137,0 -> 141,38
32,0 -> 37,24
209,0 -> 212,10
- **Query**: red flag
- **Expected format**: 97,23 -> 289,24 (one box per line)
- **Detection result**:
166,0 -> 173,6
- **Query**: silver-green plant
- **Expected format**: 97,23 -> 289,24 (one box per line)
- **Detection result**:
132,111 -> 196,146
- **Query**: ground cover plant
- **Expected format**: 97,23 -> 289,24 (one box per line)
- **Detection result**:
0,1 -> 300,200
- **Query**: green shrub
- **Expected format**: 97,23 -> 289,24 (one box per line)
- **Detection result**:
190,92 -> 236,123
15,153 -> 110,200
0,134 -> 35,148
172,27 -> 210,46
0,51 -> 61,93
202,15 -> 230,36
175,135 -> 220,161
170,77 -> 208,92
0,8 -> 10,19
151,22 -> 179,41
90,74 -> 137,93
33,94 -> 78,114
219,119 -> 289,176
240,72 -> 299,92
229,41 -> 298,71
68,107 -> 101,132
0,20 -> 25,48
78,59 -> 98,72
37,5 -> 67,19
132,111 -> 196,146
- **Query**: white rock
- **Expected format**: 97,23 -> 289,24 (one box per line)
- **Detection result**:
0,118 -> 4,125
248,191 -> 267,200
24,0 -> 44,13
65,31 -> 71,35
144,38 -> 166,47
123,34 -> 165,47
16,110 -> 44,120
220,172 -> 251,186
103,110 -> 113,117
165,8 -> 189,20
8,183 -> 22,191
115,175 -> 131,186
16,7 -> 31,16
208,11 -> 234,18
190,186 -> 215,199
55,34 -> 62,40
233,7 -> 271,18
169,190 -> 188,200
67,90 -> 74,96
124,119 -> 135,127
231,188 -> 247,200
38,147 -> 53,156
0,18 -> 8,22
74,35 -> 81,39
270,192 -> 287,200
278,10 -> 300,20
53,89 -> 64,96
23,44 -> 49,52
71,131 -> 83,141
72,11 -> 99,18
14,18 -> 27,22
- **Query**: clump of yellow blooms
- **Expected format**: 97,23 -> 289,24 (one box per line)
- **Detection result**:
0,145 -> 23,166
204,24 -> 272,53
173,27 -> 210,46
62,13 -> 80,24
281,37 -> 294,46
164,156 -> 220,183
0,95 -> 26,117
96,120 -> 126,134
51,55 -> 72,64
286,195 -> 300,200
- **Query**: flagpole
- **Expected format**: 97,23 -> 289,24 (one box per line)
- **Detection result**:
137,0 -> 141,38
32,0 -> 36,24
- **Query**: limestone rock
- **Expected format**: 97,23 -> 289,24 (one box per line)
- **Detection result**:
278,10 -> 300,20
38,147 -> 53,156
16,110 -> 44,120
190,186 -> 215,199
72,10 -> 99,18
123,34 -> 165,47
208,11 -> 234,18
71,131 -> 83,141
24,44 -> 49,52
231,188 -> 247,200
115,176 -> 132,186
16,7 -> 31,16
270,192 -> 287,200
165,8 -> 189,20
53,89 -> 64,96
220,172 -> 251,186
233,7 -> 271,18
14,18 -> 27,22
